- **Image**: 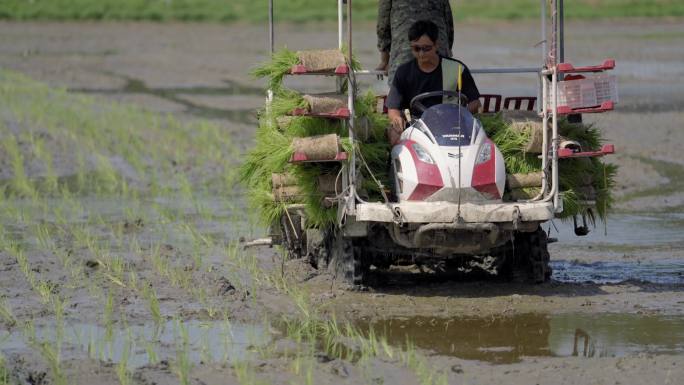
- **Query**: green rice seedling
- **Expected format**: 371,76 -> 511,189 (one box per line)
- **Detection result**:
13,247 -> 37,288
0,298 -> 16,327
145,340 -> 159,365
127,271 -> 139,292
2,133 -> 35,198
103,290 -> 115,342
380,335 -> 394,359
267,88 -> 309,118
172,320 -> 192,385
233,360 -> 262,385
219,316 -> 235,363
141,282 -> 162,326
116,334 -> 132,385
291,350 -> 303,375
30,136 -> 59,195
251,47 -> 361,92
72,224 -> 94,251
24,321 -> 67,385
196,288 -> 218,319
176,173 -> 194,201
97,254 -> 126,287
51,295 -> 66,367
74,150 -> 87,194
34,223 -> 56,252
240,88 -> 391,229
479,113 -> 616,221
199,322 -> 213,364
35,281 -> 55,305
149,244 -> 170,278
250,48 -> 300,91
37,341 -> 67,385
167,265 -> 191,290
322,316 -> 343,356
0,352 -> 9,385
108,256 -> 126,280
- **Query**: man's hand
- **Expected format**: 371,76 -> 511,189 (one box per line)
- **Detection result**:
467,99 -> 482,114
376,51 -> 389,72
376,51 -> 389,79
388,109 -> 405,145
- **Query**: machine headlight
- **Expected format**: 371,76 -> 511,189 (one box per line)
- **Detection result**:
475,142 -> 492,165
411,143 -> 435,164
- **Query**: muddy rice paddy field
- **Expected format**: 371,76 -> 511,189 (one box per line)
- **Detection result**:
1,19 -> 684,384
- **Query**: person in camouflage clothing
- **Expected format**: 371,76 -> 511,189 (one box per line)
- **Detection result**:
376,0 -> 454,83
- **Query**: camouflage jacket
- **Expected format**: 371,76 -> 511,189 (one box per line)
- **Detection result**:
377,0 -> 454,82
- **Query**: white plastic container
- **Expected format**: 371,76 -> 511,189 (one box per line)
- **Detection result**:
548,74 -> 618,109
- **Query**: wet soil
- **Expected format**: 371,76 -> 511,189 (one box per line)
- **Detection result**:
2,19 -> 684,384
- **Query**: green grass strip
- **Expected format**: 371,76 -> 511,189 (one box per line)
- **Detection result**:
1,1 -> 682,22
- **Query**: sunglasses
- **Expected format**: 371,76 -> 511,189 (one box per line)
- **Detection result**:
411,44 -> 434,53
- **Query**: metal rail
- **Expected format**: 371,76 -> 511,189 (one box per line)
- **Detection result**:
356,67 -> 541,76
345,0 -> 358,217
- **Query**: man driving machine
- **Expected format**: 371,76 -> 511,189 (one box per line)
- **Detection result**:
386,20 -> 481,145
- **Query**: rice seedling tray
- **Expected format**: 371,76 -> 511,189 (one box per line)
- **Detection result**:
290,107 -> 350,119
290,63 -> 350,76
290,151 -> 348,163
557,59 -> 615,73
555,101 -> 614,115
558,144 -> 615,159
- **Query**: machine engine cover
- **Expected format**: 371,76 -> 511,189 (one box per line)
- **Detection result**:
391,104 -> 505,202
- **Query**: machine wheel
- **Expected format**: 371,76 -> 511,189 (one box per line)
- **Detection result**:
525,227 -> 552,283
498,227 -> 552,283
305,228 -> 328,269
270,213 -> 305,260
328,232 -> 367,286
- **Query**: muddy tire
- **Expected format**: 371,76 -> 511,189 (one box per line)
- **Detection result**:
305,228 -> 328,269
270,213 -> 305,260
497,227 -> 552,283
525,227 -> 552,283
328,232 -> 366,286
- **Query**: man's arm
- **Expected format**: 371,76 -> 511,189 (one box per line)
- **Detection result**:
386,69 -> 406,145
461,65 -> 481,113
376,0 -> 392,71
387,108 -> 405,145
444,0 -> 454,52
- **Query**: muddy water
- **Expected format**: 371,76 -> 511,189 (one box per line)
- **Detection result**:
1,320 -> 268,368
553,213 -> 684,246
550,213 -> 684,283
356,313 -> 684,364
551,259 -> 684,284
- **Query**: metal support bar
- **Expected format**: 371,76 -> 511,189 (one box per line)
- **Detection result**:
540,0 -> 547,114
338,0 -> 343,49
470,67 -> 540,74
541,0 -> 547,64
550,69 -> 560,208
356,68 -> 541,76
559,0 -> 565,65
540,72 -> 549,198
268,0 -> 274,54
345,0 -> 357,217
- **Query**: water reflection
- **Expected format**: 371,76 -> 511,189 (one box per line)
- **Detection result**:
356,313 -> 684,364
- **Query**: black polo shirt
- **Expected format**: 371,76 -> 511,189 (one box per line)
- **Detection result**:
387,56 -> 480,117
